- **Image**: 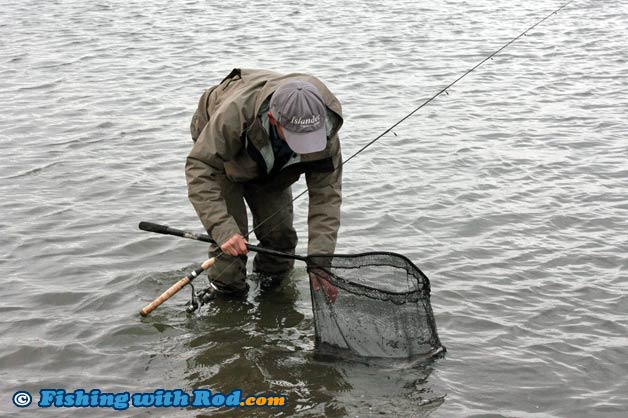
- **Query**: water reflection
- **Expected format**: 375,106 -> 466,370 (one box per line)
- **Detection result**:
182,275 -> 444,417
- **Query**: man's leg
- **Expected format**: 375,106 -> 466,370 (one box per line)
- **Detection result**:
244,184 -> 298,277
206,178 -> 249,295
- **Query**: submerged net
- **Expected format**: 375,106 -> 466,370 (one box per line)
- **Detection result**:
307,252 -> 445,359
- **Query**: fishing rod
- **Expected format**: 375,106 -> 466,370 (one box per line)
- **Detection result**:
247,0 -> 575,238
138,222 -> 309,316
341,0 -> 575,166
140,2 -> 575,315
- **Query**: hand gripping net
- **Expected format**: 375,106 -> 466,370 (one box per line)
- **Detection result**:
308,252 -> 445,359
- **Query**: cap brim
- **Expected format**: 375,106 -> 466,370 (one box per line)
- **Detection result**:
283,127 -> 326,154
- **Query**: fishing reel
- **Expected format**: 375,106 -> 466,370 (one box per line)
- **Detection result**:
185,282 -> 218,314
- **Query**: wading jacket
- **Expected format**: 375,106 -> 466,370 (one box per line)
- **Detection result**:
186,68 -> 344,255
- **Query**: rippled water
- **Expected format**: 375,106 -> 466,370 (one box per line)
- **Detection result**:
2,0 -> 627,416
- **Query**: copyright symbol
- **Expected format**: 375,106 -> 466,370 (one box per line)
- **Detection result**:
13,391 -> 32,408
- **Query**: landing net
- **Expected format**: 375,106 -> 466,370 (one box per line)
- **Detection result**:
308,252 -> 445,359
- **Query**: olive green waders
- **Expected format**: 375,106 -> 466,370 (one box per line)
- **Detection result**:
207,178 -> 298,294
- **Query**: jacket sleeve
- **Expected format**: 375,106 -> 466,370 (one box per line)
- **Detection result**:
185,102 -> 243,246
305,134 -> 342,256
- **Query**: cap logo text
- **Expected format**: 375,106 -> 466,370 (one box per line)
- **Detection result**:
290,115 -> 321,126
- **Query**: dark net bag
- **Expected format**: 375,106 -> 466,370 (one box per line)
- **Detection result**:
308,252 -> 445,359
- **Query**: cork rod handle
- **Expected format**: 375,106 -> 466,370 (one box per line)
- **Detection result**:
139,258 -> 216,317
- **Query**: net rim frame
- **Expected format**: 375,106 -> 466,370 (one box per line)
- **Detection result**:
307,251 -> 432,297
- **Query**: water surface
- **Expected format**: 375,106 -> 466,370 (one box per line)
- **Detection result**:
1,0 -> 627,416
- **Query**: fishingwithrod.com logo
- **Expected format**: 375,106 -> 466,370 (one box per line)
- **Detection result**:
12,388 -> 286,410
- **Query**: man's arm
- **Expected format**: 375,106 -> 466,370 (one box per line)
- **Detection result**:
304,134 -> 342,255
185,105 -> 243,247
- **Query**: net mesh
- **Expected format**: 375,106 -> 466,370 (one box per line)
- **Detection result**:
308,252 -> 445,359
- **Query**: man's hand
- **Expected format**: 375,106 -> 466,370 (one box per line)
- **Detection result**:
309,268 -> 338,304
220,234 -> 249,256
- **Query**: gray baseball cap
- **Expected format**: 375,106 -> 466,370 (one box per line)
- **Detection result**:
269,80 -> 327,154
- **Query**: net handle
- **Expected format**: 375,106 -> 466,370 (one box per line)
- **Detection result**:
139,221 -> 307,261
